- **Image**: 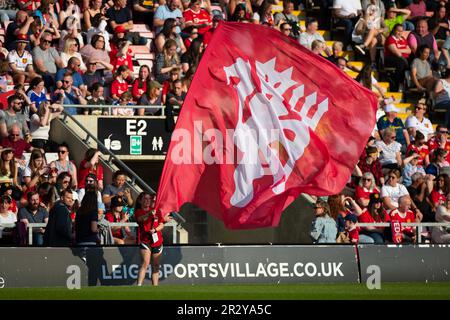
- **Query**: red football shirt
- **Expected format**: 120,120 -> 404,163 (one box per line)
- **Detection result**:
110,79 -> 129,98
78,160 -> 104,189
406,144 -> 429,166
390,209 -> 416,234
105,212 -> 123,239
428,137 -> 450,162
183,8 -> 212,34
135,208 -> 163,247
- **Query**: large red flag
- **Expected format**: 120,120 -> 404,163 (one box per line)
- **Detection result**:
155,22 -> 378,229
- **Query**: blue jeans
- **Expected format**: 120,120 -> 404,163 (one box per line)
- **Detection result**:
33,233 -> 44,246
359,234 -> 375,244
364,231 -> 385,244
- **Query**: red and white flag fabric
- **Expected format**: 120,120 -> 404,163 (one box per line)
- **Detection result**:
155,22 -> 378,229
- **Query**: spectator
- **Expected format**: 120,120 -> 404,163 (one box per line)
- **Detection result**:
43,188 -> 73,246
326,41 -> 345,64
58,16 -> 83,52
105,195 -> 135,244
435,69 -> 450,127
22,149 -> 47,191
86,13 -> 111,52
402,150 -> 427,186
109,30 -> 134,72
75,190 -> 99,245
0,94 -> 30,139
375,127 -> 403,170
0,0 -> 18,24
406,130 -> 431,167
165,78 -> 185,131
328,194 -> 349,240
0,194 -> 16,245
35,0 -> 60,28
411,44 -> 437,93
181,38 -> 203,74
79,34 -> 113,73
355,172 -> 380,208
155,18 -> 186,54
132,65 -> 150,102
358,193 -> 390,244
82,59 -> 106,90
429,173 -> 449,208
106,0 -> 134,33
332,0 -> 363,49
50,142 -> 78,189
52,73 -> 87,115
429,5 -> 449,41
183,0 -> 211,34
85,83 -> 107,115
385,5 -> 412,35
32,31 -> 64,90
252,1 -> 274,27
37,181 -> 57,211
155,39 -> 180,83
389,195 -> 422,243
381,168 -> 411,210
183,26 -> 199,50
407,0 -> 427,23
299,18 -> 327,51
358,146 -> 384,185
7,34 -> 38,85
428,125 -> 450,162
1,124 -> 33,162
102,170 -> 133,208
135,192 -> 164,286
58,0 -> 81,29
60,38 -> 87,72
78,148 -> 104,191
138,80 -> 163,115
405,99 -> 434,141
408,18 -> 440,61
377,104 -> 410,150
432,192 -> 450,243
5,10 -> 33,51
83,0 -> 105,31
426,147 -> 450,176
0,146 -> 19,189
161,66 -> 180,104
228,0 -> 252,22
203,14 -> 223,47
26,77 -> 47,112
310,198 -> 337,243
344,213 -> 374,243
273,0 -> 300,39
279,22 -> 294,38
384,23 -> 411,92
132,0 -> 156,29
29,101 -> 63,152
55,57 -> 87,95
77,173 -> 105,215
110,65 -> 131,101
153,0 -> 184,35
112,91 -> 134,116
19,191 -> 49,245
408,172 -> 435,222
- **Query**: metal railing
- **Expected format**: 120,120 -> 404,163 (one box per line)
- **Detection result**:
61,104 -> 166,116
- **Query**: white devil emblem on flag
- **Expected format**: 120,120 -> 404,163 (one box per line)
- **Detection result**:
224,58 -> 329,207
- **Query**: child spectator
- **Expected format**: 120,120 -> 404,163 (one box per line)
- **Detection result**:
112,91 -> 134,116
344,214 -> 361,243
26,77 -> 47,113
105,195 -> 135,244
402,150 -> 426,187
85,83 -> 107,115
110,65 -> 131,102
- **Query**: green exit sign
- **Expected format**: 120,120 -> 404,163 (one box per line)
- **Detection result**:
130,136 -> 142,155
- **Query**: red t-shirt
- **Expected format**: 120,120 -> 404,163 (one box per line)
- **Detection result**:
355,186 -> 379,205
428,137 -> 450,162
132,79 -> 147,101
135,208 -> 163,247
390,209 -> 416,234
385,35 -> 410,58
347,227 -> 360,243
1,138 -> 32,159
105,211 -> 123,239
77,159 -> 104,189
406,144 -> 429,166
183,8 -> 212,34
358,209 -> 390,231
109,45 -> 133,73
110,79 -> 130,98
430,189 -> 446,206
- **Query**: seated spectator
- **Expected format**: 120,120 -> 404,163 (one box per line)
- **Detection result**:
355,172 -> 380,208
165,79 -> 185,132
83,0 -> 105,31
358,193 -> 390,244
432,192 -> 450,243
102,170 -> 133,208
138,80 -> 163,116
109,30 -> 134,72
375,127 -> 402,170
26,77 -> 48,113
203,14 -> 223,47
58,0 -> 82,29
155,39 -> 181,83
326,41 -> 345,64
110,65 -> 131,102
183,26 -> 199,50
310,198 -> 337,243
1,124 -> 33,163
428,124 -> 450,162
402,150 -> 427,187
407,18 -> 440,62
181,38 -> 203,74
328,194 -> 349,240
406,0 -> 427,23
429,173 -> 449,209
52,73 -> 87,115
34,0 -> 60,29
78,148 -> 104,191
408,172 -> 435,222
405,99 -> 434,141
112,91 -> 135,116
55,57 -> 87,95
86,13 -> 111,52
344,213 -> 375,244
426,147 -> 450,176
106,0 -> 134,33
132,65 -> 151,102
82,58 -> 106,89
274,0 -> 300,39
85,83 -> 107,115
7,34 -> 38,85
384,23 -> 411,92
155,18 -> 186,54
29,101 -> 63,152
435,69 -> 450,126
0,194 -> 16,245
18,191 -> 49,245
299,18 -> 327,51
331,0 -> 363,49
79,34 -> 113,73
358,145 -> 384,185
411,44 -> 437,93
381,168 -> 410,210
0,94 -> 30,139
105,195 -> 135,244
384,4 -> 412,34
153,0 -> 185,35
406,131 -> 430,168
183,0 -> 212,34
32,31 -> 64,90
228,0 -> 252,22
37,181 -> 57,211
429,5 -> 449,42
5,11 -> 33,52
50,142 -> 78,189
21,149 -> 47,191
60,38 -> 87,72
162,66 -> 180,104
377,104 -> 410,151
132,0 -> 156,29
389,195 -> 422,243
252,0 -> 274,27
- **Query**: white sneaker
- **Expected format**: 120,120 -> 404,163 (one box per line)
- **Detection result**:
355,44 -> 366,55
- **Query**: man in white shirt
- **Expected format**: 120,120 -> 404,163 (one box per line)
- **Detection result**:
332,0 -> 363,49
405,99 -> 434,141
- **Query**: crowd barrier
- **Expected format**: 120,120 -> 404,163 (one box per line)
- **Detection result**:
0,244 -> 449,287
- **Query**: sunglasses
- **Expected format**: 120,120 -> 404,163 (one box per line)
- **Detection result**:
362,178 -> 371,181
42,39 -> 52,44
58,150 -> 67,154
416,106 -> 425,110
62,180 -> 70,184
86,179 -> 95,184
63,80 -> 71,84
439,131 -> 448,134
390,136 -> 396,139
313,206 -> 322,209
283,28 -> 292,31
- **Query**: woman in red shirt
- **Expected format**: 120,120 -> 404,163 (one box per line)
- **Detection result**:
131,65 -> 150,102
110,65 -> 131,101
78,148 -> 104,190
355,172 -> 380,208
358,193 -> 390,244
135,192 -> 164,286
384,23 -> 412,91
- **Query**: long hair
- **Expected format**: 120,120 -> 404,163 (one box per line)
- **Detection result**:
163,39 -> 180,67
368,200 -> 386,222
29,149 -> 45,176
185,38 -> 203,70
137,65 -> 150,89
0,150 -> 16,178
358,172 -> 376,192
91,34 -> 105,50
160,18 -> 176,38
38,182 -> 56,209
328,194 -> 345,220
77,190 -> 98,216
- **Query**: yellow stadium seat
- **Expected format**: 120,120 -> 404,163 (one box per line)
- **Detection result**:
378,82 -> 390,90
397,113 -> 409,121
348,61 -> 364,69
395,103 -> 414,113
385,92 -> 403,102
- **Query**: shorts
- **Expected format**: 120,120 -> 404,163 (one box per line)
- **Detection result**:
139,242 -> 163,254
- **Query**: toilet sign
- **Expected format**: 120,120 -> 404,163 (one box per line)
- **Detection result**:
130,136 -> 142,155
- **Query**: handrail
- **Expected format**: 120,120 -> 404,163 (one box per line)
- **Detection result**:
59,110 -> 156,196
62,104 -> 166,116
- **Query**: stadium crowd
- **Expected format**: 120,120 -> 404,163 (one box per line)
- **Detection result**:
0,0 -> 448,247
